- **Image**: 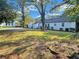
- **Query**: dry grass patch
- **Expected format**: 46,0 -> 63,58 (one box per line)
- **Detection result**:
0,31 -> 45,42
0,30 -> 78,43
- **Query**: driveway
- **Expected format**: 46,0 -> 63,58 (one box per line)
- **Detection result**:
0,28 -> 26,32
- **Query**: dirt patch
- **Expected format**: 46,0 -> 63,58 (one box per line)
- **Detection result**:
0,40 -> 79,59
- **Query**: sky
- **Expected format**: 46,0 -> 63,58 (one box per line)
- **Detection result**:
29,0 -> 64,19
8,0 -> 67,19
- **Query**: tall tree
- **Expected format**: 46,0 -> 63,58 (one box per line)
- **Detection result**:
0,0 -> 10,10
28,0 -> 52,30
0,9 -> 17,26
0,0 -> 9,24
24,16 -> 34,25
51,0 -> 79,17
17,0 -> 26,27
64,0 -> 79,32
28,0 -> 71,30
50,0 -> 69,11
0,0 -> 17,26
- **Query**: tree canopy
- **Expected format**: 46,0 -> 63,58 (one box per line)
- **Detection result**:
0,0 -> 10,11
0,0 -> 17,25
17,0 -> 27,27
64,0 -> 79,22
24,15 -> 35,25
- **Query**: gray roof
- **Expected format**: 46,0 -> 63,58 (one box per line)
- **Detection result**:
45,17 -> 69,23
35,16 -> 72,23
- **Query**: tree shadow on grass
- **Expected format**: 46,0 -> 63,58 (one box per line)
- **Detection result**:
68,52 -> 79,59
70,33 -> 79,40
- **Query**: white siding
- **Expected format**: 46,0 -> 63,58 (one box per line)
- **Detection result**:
46,22 -> 76,31
28,23 -> 42,29
0,21 -> 20,27
28,22 -> 76,31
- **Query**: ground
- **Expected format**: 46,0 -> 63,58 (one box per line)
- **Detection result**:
0,30 -> 79,59
0,30 -> 77,42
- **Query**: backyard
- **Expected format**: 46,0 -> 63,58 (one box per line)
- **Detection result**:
0,0 -> 79,59
0,30 -> 77,42
0,30 -> 79,59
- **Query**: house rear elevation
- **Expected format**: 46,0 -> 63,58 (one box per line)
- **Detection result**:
29,16 -> 79,32
46,22 -> 76,32
44,17 -> 76,32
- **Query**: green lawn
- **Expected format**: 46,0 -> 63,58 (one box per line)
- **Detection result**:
0,30 -> 78,42
0,30 -> 79,59
46,31 -> 74,37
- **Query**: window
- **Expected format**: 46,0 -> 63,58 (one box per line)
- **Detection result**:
70,28 -> 75,32
60,28 -> 63,31
62,23 -> 64,27
65,28 -> 69,31
54,24 -> 56,26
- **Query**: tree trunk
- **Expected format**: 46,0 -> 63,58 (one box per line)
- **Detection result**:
6,22 -> 7,26
76,22 -> 79,32
5,20 -> 8,26
8,22 -> 10,26
11,20 -> 14,26
74,21 -> 79,40
40,0 -> 45,31
21,6 -> 25,28
41,13 -> 45,31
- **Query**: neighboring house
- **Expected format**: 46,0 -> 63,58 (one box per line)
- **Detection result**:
28,16 -> 79,32
28,22 -> 42,29
0,21 -> 20,27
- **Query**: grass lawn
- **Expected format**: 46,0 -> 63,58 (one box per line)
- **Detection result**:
0,30 -> 79,59
0,30 -> 78,42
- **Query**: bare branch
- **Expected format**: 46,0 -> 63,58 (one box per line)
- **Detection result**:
50,0 -> 69,11
34,4 -> 42,15
26,2 -> 42,15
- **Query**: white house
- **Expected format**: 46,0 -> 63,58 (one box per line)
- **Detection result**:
28,16 -> 78,32
0,21 -> 20,27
